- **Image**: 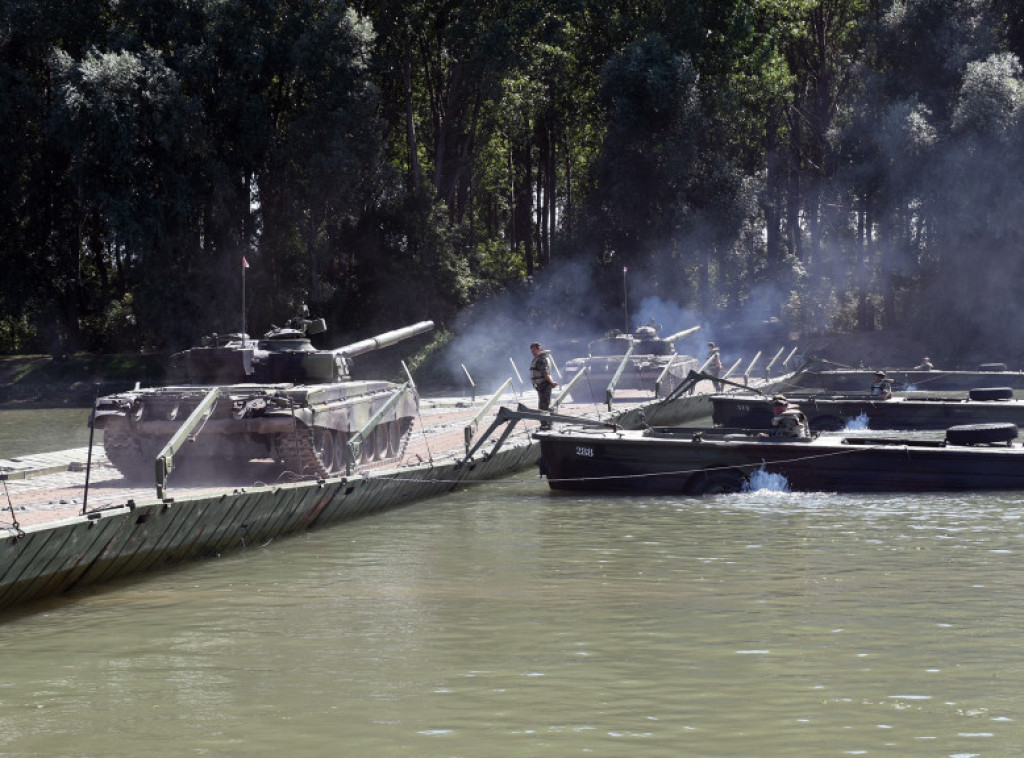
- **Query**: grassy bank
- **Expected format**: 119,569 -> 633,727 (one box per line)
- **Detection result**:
0,353 -> 168,406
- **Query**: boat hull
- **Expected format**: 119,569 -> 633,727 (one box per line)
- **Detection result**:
795,369 -> 1024,392
537,428 -> 1024,494
711,393 -> 1024,431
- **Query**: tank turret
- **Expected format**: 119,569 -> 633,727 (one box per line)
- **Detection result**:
563,323 -> 702,402
93,315 -> 435,484
172,315 -> 433,385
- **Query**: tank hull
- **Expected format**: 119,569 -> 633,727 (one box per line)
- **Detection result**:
563,324 -> 702,403
564,356 -> 699,402
94,380 -> 417,482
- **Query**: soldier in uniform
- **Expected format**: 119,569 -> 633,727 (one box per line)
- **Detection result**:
870,370 -> 893,399
706,342 -> 724,392
765,395 -> 809,438
914,356 -> 935,370
530,341 -> 558,427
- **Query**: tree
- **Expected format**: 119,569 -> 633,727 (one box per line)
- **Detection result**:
587,36 -> 703,278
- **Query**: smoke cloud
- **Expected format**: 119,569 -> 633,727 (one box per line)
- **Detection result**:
438,257 -> 796,394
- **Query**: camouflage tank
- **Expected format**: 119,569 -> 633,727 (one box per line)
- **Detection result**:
564,323 -> 701,403
93,313 -> 434,485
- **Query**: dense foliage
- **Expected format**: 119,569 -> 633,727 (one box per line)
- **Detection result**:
2,0 -> 1024,357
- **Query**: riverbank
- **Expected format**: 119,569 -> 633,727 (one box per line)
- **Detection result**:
0,353 -> 166,406
0,328 -> 942,408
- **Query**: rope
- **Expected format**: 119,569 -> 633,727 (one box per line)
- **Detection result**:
1,475 -> 24,539
412,406 -> 435,464
535,442 -> 876,486
900,371 -> 970,391
272,439 -> 879,489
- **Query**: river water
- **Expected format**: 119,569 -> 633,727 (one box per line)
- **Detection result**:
0,407 -> 93,459
2,409 -> 1024,756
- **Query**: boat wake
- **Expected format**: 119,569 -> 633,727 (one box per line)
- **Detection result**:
844,412 -> 870,431
743,465 -> 791,493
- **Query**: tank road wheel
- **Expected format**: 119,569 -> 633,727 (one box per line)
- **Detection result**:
103,430 -> 155,483
945,422 -> 1018,446
333,431 -> 350,471
356,429 -> 376,464
313,428 -> 337,474
386,420 -> 403,457
685,469 -> 746,495
372,423 -> 390,461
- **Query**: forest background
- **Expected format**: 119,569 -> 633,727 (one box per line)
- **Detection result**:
2,0 -> 1024,371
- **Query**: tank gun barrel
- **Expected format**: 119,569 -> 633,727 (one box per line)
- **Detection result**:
334,320 -> 435,358
665,325 -> 701,343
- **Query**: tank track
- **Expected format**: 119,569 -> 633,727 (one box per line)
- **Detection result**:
103,431 -> 156,483
276,419 -> 415,479
275,428 -> 332,479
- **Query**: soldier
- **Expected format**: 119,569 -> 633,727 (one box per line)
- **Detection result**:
870,370 -> 893,399
914,356 -> 935,370
766,395 -> 809,438
706,342 -> 724,392
530,341 -> 558,427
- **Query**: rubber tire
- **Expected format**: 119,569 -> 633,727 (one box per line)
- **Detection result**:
945,422 -> 1018,446
686,469 -> 746,495
810,415 -> 845,432
968,387 -> 1013,401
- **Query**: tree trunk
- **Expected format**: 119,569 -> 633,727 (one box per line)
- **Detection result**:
764,112 -> 783,271
404,57 -> 421,193
512,136 -> 534,276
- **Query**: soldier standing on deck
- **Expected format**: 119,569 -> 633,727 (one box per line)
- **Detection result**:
530,342 -> 558,428
914,356 -> 935,370
706,342 -> 724,392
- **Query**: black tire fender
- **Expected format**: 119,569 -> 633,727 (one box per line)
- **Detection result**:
968,387 -> 1013,401
685,468 -> 747,495
945,422 -> 1018,446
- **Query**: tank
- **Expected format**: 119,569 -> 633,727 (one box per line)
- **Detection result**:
563,323 -> 701,403
92,313 -> 434,484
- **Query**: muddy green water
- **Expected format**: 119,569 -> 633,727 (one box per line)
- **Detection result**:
0,407 -> 93,459
2,411 -> 1024,756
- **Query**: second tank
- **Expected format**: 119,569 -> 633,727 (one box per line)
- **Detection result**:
563,323 -> 701,403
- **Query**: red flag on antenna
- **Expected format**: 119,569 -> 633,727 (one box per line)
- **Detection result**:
242,257 -> 249,268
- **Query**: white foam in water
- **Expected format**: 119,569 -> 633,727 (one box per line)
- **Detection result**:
845,412 -> 870,431
743,464 -> 790,493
